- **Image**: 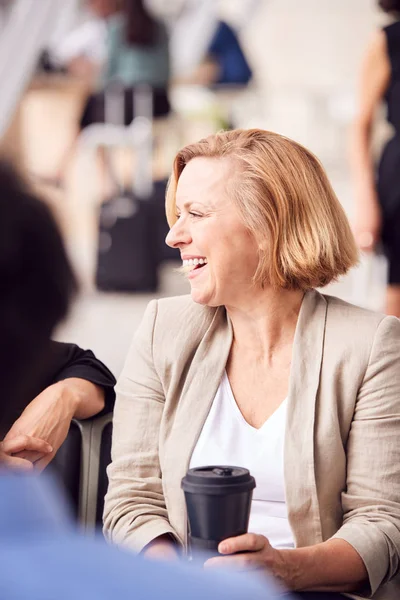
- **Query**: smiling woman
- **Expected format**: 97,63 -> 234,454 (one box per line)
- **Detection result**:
165,155 -> 261,306
104,129 -> 400,600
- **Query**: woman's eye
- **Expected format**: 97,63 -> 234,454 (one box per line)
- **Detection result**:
189,212 -> 202,218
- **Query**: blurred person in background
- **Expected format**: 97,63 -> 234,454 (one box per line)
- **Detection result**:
351,0 -> 400,317
105,129 -> 400,600
0,158 -> 285,600
49,0 -> 170,191
0,162 -> 116,470
170,0 -> 252,87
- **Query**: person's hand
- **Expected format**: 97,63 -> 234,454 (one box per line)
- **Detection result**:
142,535 -> 181,562
204,533 -> 285,580
353,194 -> 382,252
4,381 -> 79,471
0,435 -> 53,470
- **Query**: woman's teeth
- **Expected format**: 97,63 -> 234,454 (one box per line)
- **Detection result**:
182,258 -> 208,267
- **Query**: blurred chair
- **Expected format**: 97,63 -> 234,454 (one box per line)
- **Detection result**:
50,411 -> 113,530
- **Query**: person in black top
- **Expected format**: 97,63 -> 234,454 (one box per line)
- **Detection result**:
0,160 -> 115,469
351,0 -> 400,317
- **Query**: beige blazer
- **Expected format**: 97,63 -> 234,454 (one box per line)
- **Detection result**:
104,290 -> 400,599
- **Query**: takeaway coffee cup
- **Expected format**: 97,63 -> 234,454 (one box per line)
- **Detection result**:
181,466 -> 256,557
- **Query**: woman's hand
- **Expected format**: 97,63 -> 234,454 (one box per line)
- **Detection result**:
204,533 -> 284,579
206,534 -> 368,593
4,381 -> 79,471
0,435 -> 53,470
142,535 -> 181,562
353,192 -> 382,252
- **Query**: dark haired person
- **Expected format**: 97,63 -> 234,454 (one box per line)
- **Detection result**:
0,160 -> 77,464
80,0 -> 170,127
0,161 -> 116,469
351,0 -> 400,316
51,0 -> 170,191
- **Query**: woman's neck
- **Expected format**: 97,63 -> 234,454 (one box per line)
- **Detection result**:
225,287 -> 305,358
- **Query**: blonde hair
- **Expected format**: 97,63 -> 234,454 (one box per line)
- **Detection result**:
166,129 -> 358,290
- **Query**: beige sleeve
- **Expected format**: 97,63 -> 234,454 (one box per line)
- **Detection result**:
103,300 -> 179,552
332,316 -> 400,596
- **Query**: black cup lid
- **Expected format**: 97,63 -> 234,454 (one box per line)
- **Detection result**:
181,466 -> 256,495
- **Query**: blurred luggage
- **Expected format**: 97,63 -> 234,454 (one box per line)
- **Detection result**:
83,82 -> 177,293
96,189 -> 159,292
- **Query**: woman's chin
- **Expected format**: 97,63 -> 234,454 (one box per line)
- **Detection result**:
190,288 -> 222,308
190,286 -> 213,306
190,291 -> 208,305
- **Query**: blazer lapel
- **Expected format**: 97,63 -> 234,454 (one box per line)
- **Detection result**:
164,305 -> 233,547
284,289 -> 327,546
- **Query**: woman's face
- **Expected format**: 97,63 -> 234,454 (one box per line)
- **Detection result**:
166,157 -> 260,307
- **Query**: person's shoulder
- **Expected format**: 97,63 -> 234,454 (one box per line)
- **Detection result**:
321,292 -> 400,342
318,292 -> 400,366
323,292 -> 386,327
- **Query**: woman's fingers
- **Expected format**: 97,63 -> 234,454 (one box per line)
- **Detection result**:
204,552 -> 263,571
1,435 -> 53,456
204,534 -> 274,574
218,533 -> 266,555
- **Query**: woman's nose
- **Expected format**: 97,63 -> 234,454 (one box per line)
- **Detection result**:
165,219 -> 192,248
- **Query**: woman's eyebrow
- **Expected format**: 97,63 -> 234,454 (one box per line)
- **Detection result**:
176,200 -> 214,210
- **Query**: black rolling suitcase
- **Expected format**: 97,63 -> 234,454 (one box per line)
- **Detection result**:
96,178 -> 179,292
96,191 -> 158,292
90,83 -> 160,292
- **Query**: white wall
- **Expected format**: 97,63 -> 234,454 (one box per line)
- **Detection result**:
219,0 -> 388,166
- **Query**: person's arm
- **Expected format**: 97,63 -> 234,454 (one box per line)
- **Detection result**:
207,316 -> 400,595
4,342 -> 116,470
350,29 -> 390,251
4,378 -> 105,470
103,300 -> 180,556
49,341 -> 116,416
206,534 -> 366,592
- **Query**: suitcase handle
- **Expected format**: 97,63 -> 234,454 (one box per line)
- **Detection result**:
79,81 -> 154,199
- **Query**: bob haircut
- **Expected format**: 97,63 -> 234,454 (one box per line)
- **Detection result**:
166,129 -> 358,290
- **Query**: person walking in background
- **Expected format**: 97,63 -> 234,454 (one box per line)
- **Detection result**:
351,0 -> 400,317
50,0 -> 170,191
170,0 -> 252,87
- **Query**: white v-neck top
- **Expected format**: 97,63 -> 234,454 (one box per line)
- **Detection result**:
189,371 -> 295,549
